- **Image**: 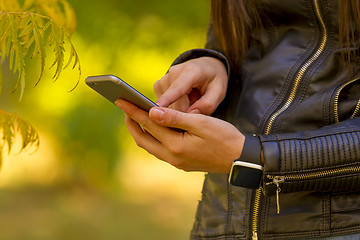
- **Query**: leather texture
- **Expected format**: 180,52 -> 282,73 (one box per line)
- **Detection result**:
171,0 -> 360,239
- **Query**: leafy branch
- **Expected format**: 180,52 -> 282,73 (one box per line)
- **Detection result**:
0,10 -> 81,98
0,0 -> 80,162
0,110 -> 39,167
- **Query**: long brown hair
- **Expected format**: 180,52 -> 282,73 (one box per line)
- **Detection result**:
211,0 -> 360,73
339,0 -> 360,66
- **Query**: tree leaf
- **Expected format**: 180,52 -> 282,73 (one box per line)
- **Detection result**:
64,37 -> 80,91
0,14 -> 10,43
4,27 -> 12,58
0,110 -> 39,156
4,13 -> 26,99
29,14 -> 46,86
18,16 -> 32,38
9,44 -> 15,71
18,70 -> 25,100
1,112 -> 15,153
49,25 -> 65,80
18,13 -> 31,30
23,35 -> 34,51
0,1 -> 81,97
16,112 -> 39,151
42,18 -> 51,31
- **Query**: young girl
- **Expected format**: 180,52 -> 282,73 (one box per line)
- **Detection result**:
116,0 -> 360,239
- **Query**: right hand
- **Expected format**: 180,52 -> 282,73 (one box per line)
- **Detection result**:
116,99 -> 245,173
154,56 -> 228,115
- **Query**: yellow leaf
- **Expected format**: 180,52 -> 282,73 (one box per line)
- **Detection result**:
0,110 -> 39,156
0,0 -> 81,98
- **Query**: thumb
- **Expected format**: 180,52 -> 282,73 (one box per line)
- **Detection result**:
187,80 -> 226,115
149,107 -> 203,134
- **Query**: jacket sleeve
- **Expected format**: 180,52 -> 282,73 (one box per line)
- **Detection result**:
168,21 -> 360,194
260,117 -> 360,193
170,48 -> 230,75
169,21 -> 230,74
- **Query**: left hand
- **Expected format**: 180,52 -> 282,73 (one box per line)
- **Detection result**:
154,57 -> 228,115
115,99 -> 245,173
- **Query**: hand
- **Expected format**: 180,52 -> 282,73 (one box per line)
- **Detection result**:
154,57 -> 228,115
116,99 -> 245,173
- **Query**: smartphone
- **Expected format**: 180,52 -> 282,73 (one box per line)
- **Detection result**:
85,75 -> 158,112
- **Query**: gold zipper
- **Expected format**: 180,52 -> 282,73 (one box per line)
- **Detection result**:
252,189 -> 262,240
334,76 -> 360,123
264,0 -> 327,135
268,165 -> 360,182
266,165 -> 360,213
351,99 -> 360,118
251,0 -> 328,239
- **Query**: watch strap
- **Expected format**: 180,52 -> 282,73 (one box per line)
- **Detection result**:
229,134 -> 263,189
239,134 -> 262,166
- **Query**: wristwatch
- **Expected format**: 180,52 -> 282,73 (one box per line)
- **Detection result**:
228,135 -> 263,189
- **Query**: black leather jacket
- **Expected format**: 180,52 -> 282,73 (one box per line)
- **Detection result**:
171,0 -> 360,239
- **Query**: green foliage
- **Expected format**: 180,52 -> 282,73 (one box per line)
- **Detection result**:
0,0 -> 80,163
0,110 -> 39,167
0,0 -> 209,184
0,0 -> 80,98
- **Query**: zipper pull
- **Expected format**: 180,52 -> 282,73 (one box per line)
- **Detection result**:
266,176 -> 285,214
252,231 -> 258,240
273,176 -> 285,214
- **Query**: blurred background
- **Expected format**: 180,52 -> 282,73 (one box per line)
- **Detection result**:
0,0 -> 210,239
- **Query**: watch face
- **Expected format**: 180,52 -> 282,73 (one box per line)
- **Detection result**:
229,162 -> 263,189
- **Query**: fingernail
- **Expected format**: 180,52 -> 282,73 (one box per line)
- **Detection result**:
115,99 -> 123,108
150,108 -> 165,121
155,101 -> 165,108
189,109 -> 200,114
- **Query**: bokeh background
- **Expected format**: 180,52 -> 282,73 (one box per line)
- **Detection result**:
0,0 -> 210,239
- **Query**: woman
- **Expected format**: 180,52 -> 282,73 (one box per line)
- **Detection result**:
116,0 -> 360,239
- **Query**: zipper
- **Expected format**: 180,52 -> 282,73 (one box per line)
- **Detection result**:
351,99 -> 360,118
264,0 -> 328,134
333,76 -> 360,123
267,165 -> 360,182
252,189 -> 262,240
266,165 -> 360,213
251,0 -> 328,239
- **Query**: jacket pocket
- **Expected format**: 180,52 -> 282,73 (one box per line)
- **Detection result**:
332,76 -> 360,123
263,166 -> 360,214
265,165 -> 360,193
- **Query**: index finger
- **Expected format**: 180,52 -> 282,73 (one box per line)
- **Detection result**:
155,73 -> 196,108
